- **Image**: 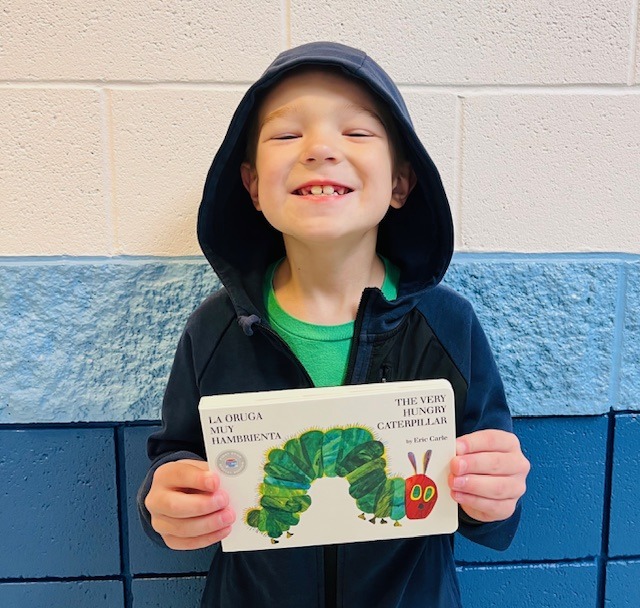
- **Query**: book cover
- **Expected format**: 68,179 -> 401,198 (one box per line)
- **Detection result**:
198,379 -> 458,552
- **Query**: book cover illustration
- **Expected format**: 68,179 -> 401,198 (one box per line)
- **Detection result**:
199,379 -> 458,552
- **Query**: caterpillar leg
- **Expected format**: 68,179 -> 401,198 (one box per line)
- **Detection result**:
394,521 -> 402,527
381,519 -> 387,524
358,513 -> 366,520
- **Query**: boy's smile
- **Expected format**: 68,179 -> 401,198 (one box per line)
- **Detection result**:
241,68 -> 413,248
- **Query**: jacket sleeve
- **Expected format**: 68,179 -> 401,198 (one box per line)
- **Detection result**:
136,326 -> 208,547
455,306 -> 522,551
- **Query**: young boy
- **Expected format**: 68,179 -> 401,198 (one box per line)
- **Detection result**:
138,41 -> 530,607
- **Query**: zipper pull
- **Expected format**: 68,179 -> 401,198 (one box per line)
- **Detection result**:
379,363 -> 392,383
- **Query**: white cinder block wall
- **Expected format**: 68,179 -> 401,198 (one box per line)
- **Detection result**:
1,0 -> 638,256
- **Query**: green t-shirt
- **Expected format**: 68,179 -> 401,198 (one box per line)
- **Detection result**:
264,257 -> 399,387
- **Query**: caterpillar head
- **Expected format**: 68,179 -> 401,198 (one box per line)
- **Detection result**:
405,451 -> 437,519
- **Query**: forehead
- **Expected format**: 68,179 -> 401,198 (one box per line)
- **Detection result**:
257,67 -> 382,123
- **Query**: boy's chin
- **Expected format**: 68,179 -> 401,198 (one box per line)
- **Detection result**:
281,225 -> 380,248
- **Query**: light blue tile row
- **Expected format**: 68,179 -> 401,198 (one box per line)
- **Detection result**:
445,259 -> 619,415
0,261 -> 218,423
619,262 -> 639,411
0,255 -> 636,422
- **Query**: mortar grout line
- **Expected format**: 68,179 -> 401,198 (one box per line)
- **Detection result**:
596,411 -> 617,607
2,82 -> 640,93
628,0 -> 639,85
0,252 -> 638,266
99,88 -> 116,255
608,265 -> 628,409
452,95 -> 464,249
115,427 -> 134,608
283,0 -> 291,49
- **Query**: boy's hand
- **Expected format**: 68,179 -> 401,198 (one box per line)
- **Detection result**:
145,459 -> 235,550
448,430 -> 530,523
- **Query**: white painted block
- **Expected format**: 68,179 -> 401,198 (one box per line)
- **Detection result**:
0,89 -> 108,255
460,94 -> 640,253
110,88 -> 247,255
290,0 -> 629,84
1,0 -> 283,82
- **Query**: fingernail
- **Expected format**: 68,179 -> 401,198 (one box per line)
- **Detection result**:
453,476 -> 466,489
457,459 -> 467,474
204,475 -> 215,491
456,439 -> 467,455
221,510 -> 235,526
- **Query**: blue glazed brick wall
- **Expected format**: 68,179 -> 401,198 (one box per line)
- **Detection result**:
0,428 -> 120,579
606,560 -> 640,608
131,578 -> 206,608
458,562 -> 599,608
0,581 -> 123,608
456,417 -> 607,563
608,415 -> 640,557
0,416 -> 635,608
123,426 -> 215,575
1,253 -> 638,608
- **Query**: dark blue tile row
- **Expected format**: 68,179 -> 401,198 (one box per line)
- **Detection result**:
131,577 -> 206,608
456,417 -> 608,563
0,428 -> 120,578
457,562 -> 599,608
0,581 -> 123,608
606,559 -> 640,608
122,426 -> 215,574
609,415 -> 640,557
0,415 -> 638,595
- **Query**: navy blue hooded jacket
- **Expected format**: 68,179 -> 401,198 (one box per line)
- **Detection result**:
138,41 -> 520,608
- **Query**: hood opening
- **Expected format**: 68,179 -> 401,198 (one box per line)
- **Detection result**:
197,42 -> 453,313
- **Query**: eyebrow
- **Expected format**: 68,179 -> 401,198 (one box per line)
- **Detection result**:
260,102 -> 383,129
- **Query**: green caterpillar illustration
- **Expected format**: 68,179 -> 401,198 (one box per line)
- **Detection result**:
246,427 -> 437,543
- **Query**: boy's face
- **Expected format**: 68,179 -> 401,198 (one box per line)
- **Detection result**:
241,69 -> 414,247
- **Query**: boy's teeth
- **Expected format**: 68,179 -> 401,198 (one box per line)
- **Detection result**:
306,185 -> 344,195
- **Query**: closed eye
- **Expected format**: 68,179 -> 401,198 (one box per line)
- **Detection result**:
345,131 -> 373,137
272,134 -> 300,140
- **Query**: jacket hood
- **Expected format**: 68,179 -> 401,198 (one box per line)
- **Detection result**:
198,41 -> 453,318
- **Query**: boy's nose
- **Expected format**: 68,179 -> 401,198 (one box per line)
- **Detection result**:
301,141 -> 341,165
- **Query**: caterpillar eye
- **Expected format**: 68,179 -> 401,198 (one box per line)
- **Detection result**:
410,484 -> 422,501
423,486 -> 435,502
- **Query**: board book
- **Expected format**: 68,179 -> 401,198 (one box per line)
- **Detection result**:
198,379 -> 458,552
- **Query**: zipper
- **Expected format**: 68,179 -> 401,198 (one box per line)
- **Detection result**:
257,295 -> 379,608
343,288 -> 373,385
258,319 -> 338,608
254,321 -> 315,387
379,363 -> 392,382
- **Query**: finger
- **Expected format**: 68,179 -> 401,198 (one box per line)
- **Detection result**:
153,487 -> 230,519
451,490 -> 518,522
163,525 -> 233,551
449,473 -> 526,502
456,430 -> 521,455
450,451 -> 529,477
155,460 -> 219,493
153,506 -> 236,539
